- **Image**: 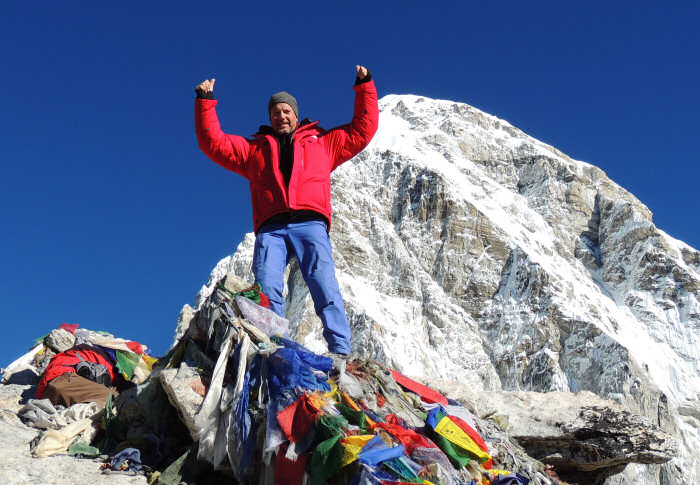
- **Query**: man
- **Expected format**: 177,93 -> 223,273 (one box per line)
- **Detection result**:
195,66 -> 378,356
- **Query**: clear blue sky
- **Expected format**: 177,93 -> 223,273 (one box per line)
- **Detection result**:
2,2 -> 698,365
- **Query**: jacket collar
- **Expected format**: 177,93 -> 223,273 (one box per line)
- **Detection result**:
254,118 -> 319,138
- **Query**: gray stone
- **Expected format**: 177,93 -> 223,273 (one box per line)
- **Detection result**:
159,365 -> 205,438
172,303 -> 195,349
45,328 -> 76,353
438,385 -> 677,484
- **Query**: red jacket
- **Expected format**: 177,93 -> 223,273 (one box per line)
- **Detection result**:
36,346 -> 116,398
195,80 -> 379,233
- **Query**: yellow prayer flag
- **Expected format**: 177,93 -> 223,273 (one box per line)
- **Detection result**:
340,434 -> 375,467
323,379 -> 340,401
434,416 -> 492,463
488,469 -> 513,476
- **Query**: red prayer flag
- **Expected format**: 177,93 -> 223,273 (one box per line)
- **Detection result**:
389,369 -> 448,405
275,444 -> 308,485
259,290 -> 271,308
125,341 -> 144,354
371,422 -> 437,453
277,395 -> 319,443
58,323 -> 79,334
448,414 -> 491,468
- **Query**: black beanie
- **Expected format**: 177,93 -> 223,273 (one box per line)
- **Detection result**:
268,91 -> 298,118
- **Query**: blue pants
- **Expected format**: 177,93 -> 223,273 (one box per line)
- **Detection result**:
252,219 -> 351,354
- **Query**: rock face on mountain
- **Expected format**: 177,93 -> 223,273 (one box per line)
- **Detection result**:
191,94 -> 700,484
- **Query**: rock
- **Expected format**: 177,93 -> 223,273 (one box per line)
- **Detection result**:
45,329 -> 76,353
443,386 -> 677,484
171,304 -> 195,349
1,344 -> 43,385
159,365 -> 205,438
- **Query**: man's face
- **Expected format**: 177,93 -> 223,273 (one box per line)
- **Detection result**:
270,103 -> 298,135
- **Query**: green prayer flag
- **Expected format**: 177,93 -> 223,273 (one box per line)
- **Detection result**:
310,435 -> 343,485
34,333 -> 49,345
335,404 -> 368,433
68,442 -> 101,458
218,282 -> 263,304
383,457 -> 421,481
116,350 -> 141,379
315,414 -> 348,443
427,429 -> 471,469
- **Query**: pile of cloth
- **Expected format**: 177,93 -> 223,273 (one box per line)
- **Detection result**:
150,276 -> 554,485
3,323 -> 156,459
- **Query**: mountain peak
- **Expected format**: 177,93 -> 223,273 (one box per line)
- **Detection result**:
195,93 -> 700,483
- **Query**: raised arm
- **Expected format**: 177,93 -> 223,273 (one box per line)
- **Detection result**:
194,78 -> 251,177
324,65 -> 379,170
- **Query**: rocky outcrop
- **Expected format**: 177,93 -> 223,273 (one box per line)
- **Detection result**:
435,383 -> 677,484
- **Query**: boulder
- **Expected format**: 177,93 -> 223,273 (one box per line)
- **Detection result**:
440,385 -> 677,484
158,364 -> 205,438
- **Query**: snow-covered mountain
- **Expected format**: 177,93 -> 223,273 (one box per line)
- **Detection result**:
188,94 -> 700,484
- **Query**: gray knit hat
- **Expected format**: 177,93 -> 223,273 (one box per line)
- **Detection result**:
268,91 -> 298,118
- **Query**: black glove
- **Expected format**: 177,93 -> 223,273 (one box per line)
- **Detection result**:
355,68 -> 373,86
195,87 -> 215,100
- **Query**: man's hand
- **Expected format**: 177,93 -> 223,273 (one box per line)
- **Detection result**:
356,65 -> 368,80
195,78 -> 216,95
